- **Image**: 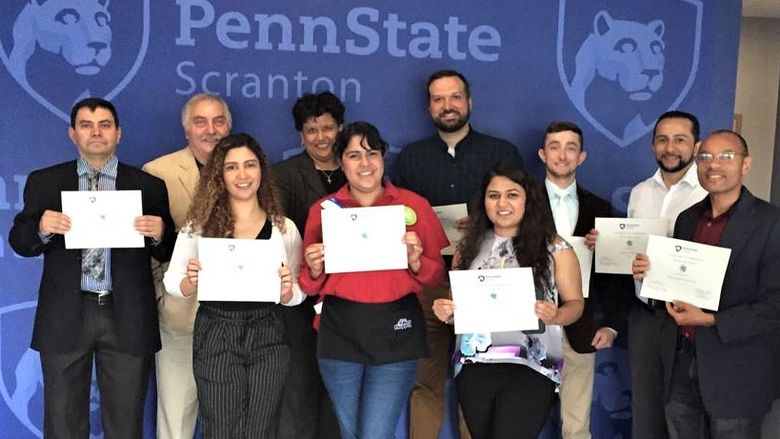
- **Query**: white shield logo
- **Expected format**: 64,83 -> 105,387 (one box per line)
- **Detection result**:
556,0 -> 702,147
0,301 -> 104,438
0,0 -> 150,122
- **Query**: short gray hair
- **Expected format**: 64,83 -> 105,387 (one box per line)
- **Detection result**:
181,93 -> 232,130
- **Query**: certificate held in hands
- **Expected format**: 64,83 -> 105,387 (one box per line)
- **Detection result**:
449,268 -> 539,334
432,203 -> 467,256
562,236 -> 592,298
197,237 -> 281,303
640,235 -> 731,311
321,205 -> 407,274
61,190 -> 144,249
594,217 -> 667,274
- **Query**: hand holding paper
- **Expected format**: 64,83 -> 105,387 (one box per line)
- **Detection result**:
38,209 -> 71,235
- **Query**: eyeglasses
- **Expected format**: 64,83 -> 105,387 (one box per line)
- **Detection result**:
695,151 -> 747,163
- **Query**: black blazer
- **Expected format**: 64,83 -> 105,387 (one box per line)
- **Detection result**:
8,161 -> 175,355
671,188 -> 780,418
546,184 -> 631,353
272,152 -> 330,237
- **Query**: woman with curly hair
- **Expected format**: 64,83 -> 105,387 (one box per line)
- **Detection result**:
163,133 -> 304,438
432,160 -> 584,439
299,121 -> 448,439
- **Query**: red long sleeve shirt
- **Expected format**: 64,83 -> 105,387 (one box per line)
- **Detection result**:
299,181 -> 448,303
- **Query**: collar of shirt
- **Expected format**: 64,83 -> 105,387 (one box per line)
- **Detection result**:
435,125 -> 475,158
77,155 -> 119,180
545,178 -> 577,204
331,179 -> 401,208
650,162 -> 701,191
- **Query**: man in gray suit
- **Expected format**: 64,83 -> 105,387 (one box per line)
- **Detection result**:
143,93 -> 232,439
633,130 -> 780,439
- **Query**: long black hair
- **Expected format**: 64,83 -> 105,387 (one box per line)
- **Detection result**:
456,160 -> 556,291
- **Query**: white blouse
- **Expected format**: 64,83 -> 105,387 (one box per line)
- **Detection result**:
163,217 -> 305,306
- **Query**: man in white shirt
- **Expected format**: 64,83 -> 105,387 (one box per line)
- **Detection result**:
621,111 -> 707,439
539,121 -> 629,439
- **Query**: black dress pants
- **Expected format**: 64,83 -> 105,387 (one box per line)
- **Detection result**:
40,296 -> 152,439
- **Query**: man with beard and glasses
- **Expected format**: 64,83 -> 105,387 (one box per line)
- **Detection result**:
393,69 -> 523,439
589,110 -> 707,439
142,93 -> 231,439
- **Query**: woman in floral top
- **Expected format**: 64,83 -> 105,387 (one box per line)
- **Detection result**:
433,161 -> 584,439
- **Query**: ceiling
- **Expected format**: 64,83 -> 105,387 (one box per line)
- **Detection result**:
743,0 -> 780,18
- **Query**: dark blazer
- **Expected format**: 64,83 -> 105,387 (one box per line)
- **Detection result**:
272,152 -> 330,236
672,188 -> 780,418
8,161 -> 175,355
547,184 -> 631,353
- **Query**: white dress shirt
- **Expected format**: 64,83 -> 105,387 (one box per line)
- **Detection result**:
545,179 -> 579,237
626,164 -> 707,298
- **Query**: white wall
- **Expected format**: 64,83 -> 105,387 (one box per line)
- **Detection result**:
734,17 -> 780,201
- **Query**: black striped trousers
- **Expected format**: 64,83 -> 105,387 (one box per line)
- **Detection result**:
193,304 -> 290,439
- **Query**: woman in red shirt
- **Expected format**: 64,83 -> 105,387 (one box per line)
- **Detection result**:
299,121 -> 448,439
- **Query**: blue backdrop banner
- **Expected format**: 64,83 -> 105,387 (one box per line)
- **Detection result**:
0,1 -> 739,438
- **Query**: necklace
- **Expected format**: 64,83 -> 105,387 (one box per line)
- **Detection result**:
317,168 -> 335,184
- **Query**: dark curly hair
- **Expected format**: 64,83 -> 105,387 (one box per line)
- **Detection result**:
186,133 -> 286,237
456,161 -> 556,292
292,91 -> 345,131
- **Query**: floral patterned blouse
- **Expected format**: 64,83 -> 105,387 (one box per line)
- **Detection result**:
453,233 -> 570,384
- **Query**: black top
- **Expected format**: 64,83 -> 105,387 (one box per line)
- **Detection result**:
201,219 -> 276,311
392,127 -> 524,207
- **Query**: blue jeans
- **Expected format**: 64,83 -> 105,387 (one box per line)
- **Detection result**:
318,357 -> 418,439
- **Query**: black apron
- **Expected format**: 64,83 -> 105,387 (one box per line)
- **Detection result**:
318,293 -> 428,365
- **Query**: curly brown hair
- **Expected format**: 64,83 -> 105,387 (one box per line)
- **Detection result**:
185,133 -> 286,237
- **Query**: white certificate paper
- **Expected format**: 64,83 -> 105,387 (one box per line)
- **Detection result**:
197,237 -> 281,303
640,235 -> 731,311
449,268 -> 539,334
594,217 -> 667,274
61,190 -> 144,249
322,205 -> 407,274
433,203 -> 467,255
564,236 -> 592,298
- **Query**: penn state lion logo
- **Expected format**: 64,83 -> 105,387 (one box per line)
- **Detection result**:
8,0 -> 112,84
569,11 -> 665,108
0,0 -> 149,122
557,0 -> 702,147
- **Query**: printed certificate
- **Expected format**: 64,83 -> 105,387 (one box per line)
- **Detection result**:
432,203 -> 468,255
449,267 -> 539,334
564,236 -> 592,298
322,205 -> 407,273
640,235 -> 731,311
594,217 -> 667,274
197,237 -> 281,302
61,190 -> 144,249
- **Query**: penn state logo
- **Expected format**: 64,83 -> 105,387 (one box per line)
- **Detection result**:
0,0 -> 150,122
0,302 -> 104,438
556,0 -> 702,147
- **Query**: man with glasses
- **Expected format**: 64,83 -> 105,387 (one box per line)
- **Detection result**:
632,130 -> 780,438
587,111 -> 707,439
143,93 -> 231,439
